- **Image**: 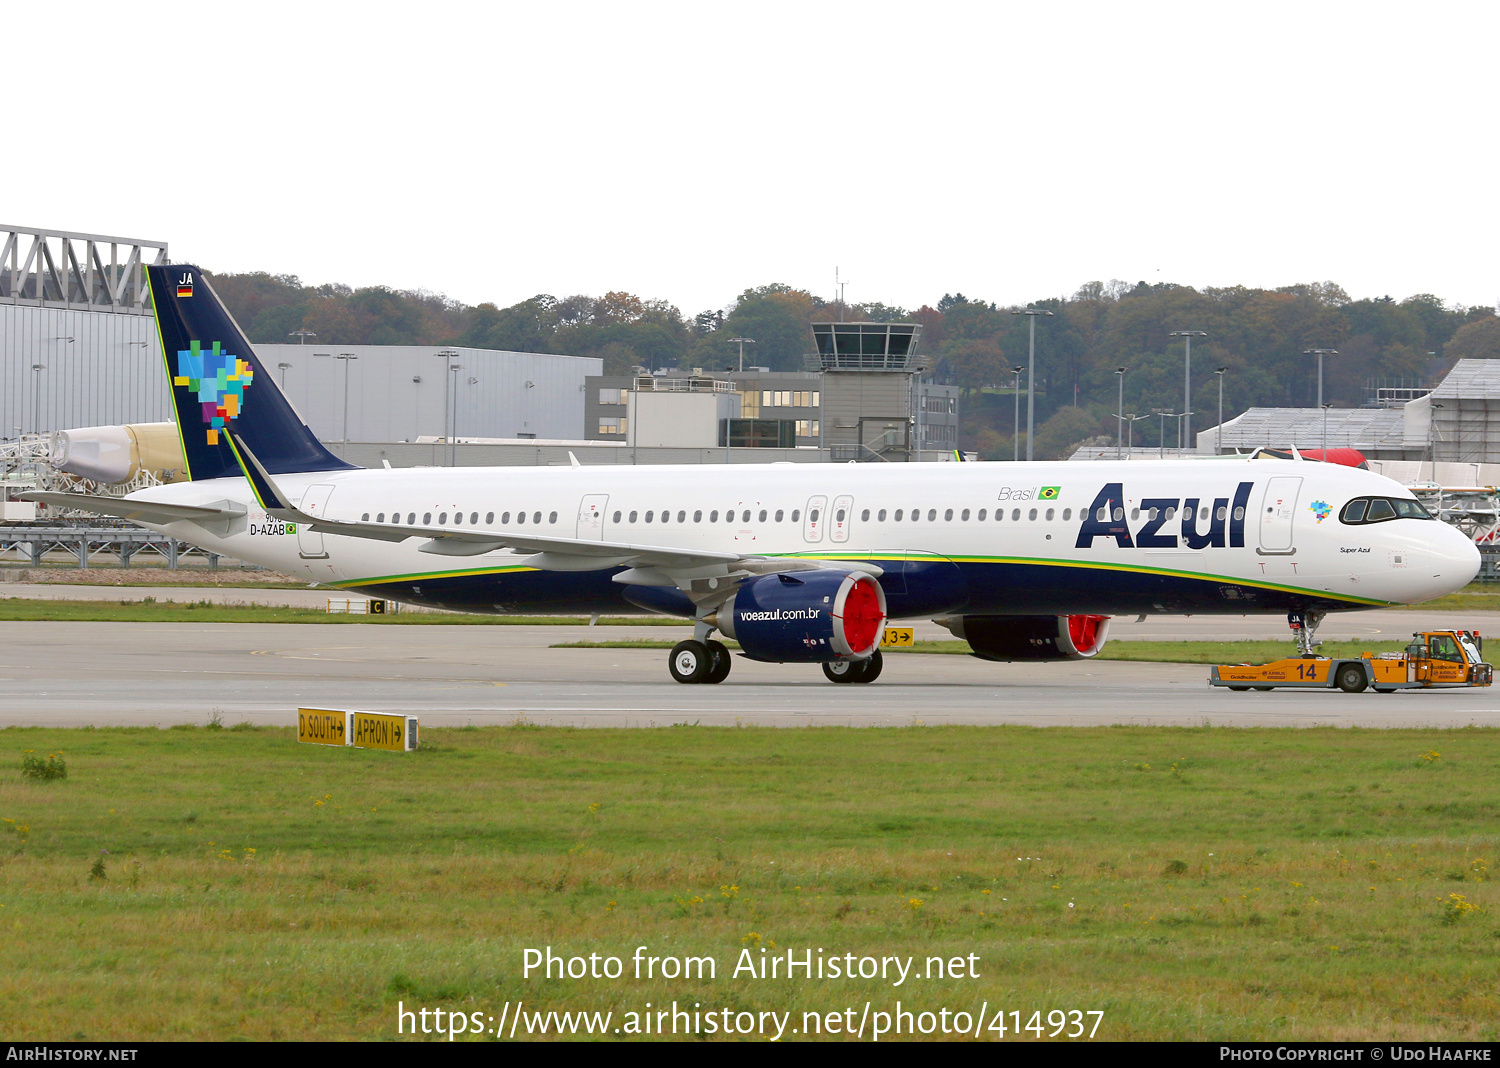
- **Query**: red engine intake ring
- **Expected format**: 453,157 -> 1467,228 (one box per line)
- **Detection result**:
1064,614 -> 1110,657
831,574 -> 887,658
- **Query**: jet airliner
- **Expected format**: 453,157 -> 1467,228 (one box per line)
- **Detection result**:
25,266 -> 1482,685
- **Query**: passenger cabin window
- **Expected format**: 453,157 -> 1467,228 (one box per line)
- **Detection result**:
977,508 -> 986,520
645,511 -> 654,523
1341,496 -> 1432,524
944,508 -> 953,521
629,511 -> 638,522
1012,509 -> 1021,521
361,512 -> 370,522
486,512 -> 494,524
861,509 -> 870,521
1062,508 -> 1071,520
376,513 -> 385,522
776,509 -> 785,522
549,512 -> 557,524
1028,508 -> 1037,521
471,512 -> 479,524
894,509 -> 903,521
517,512 -> 526,524
960,508 -> 969,521
423,512 -> 432,524
438,513 -> 447,525
760,509 -> 769,522
407,513 -> 416,524
1045,508 -> 1054,520
694,510 -> 702,522
501,512 -> 511,524
791,510 -> 800,522
809,509 -> 820,523
613,511 -> 621,523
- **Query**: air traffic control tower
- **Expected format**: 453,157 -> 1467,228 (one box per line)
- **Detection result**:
807,321 -> 926,461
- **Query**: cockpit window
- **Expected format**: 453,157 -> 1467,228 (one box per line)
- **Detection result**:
1340,496 -> 1433,525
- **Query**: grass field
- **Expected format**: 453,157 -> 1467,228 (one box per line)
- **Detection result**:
0,725 -> 1495,1041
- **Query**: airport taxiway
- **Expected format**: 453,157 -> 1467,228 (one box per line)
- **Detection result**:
4,616 -> 1500,729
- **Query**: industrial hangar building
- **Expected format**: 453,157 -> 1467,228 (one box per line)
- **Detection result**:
4,225 -> 958,474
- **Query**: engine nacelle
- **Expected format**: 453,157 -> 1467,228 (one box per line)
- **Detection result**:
938,614 -> 1111,662
51,422 -> 185,483
714,569 -> 887,664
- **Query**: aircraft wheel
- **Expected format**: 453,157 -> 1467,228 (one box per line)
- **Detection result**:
703,640 -> 732,684
1335,664 -> 1369,693
669,640 -> 710,684
1227,686 -> 1250,692
853,648 -> 883,683
823,659 -> 863,684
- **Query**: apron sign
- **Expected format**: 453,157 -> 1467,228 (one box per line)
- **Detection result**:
297,709 -> 418,751
351,711 -> 419,752
297,708 -> 349,747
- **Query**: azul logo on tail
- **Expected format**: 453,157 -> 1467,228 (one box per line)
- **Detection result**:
172,340 -> 254,447
1076,482 -> 1255,550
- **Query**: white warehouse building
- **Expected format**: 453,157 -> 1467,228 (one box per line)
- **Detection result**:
1,225 -> 600,445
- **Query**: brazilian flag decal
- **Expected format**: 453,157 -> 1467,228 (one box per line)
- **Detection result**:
1039,486 -> 1061,500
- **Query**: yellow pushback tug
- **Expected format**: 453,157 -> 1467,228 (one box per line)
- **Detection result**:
1209,630 -> 1493,694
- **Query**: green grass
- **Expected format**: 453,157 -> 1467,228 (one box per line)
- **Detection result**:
0,598 -> 683,625
0,725 -> 1496,1040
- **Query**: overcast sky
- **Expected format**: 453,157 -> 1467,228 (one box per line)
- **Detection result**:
12,1 -> 1497,316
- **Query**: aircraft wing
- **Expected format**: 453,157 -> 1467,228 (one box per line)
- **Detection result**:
18,491 -> 247,526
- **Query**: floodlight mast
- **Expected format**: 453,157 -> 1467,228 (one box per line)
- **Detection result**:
1012,309 -> 1053,461
1168,331 -> 1207,449
1011,366 -> 1024,462
1304,349 -> 1338,409
727,337 -> 755,373
1213,368 -> 1228,454
1114,367 -> 1128,460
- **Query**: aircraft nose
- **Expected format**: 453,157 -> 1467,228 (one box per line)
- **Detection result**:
1437,524 -> 1481,592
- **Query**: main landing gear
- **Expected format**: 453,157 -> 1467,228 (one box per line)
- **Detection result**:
669,639 -> 732,684
822,649 -> 883,684
1288,608 -> 1327,657
666,640 -> 883,685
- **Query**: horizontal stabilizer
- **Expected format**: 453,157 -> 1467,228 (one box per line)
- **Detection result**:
18,492 -> 246,526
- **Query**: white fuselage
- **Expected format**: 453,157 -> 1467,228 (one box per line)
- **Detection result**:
123,456 -> 1480,617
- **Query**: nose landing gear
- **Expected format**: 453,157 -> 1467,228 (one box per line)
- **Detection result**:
1288,609 -> 1326,657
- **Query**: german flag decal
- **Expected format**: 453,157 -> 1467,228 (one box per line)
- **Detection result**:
1039,486 -> 1061,500
176,271 -> 194,298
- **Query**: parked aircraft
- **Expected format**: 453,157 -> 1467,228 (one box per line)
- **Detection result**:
24,266 -> 1482,684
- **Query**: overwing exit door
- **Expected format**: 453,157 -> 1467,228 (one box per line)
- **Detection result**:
577,494 -> 609,539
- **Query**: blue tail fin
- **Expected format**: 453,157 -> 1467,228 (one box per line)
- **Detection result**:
147,264 -> 356,481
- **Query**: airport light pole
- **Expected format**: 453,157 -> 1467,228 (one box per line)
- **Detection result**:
277,362 -> 293,390
1115,367 -> 1127,459
30,364 -> 44,435
727,337 -> 755,373
1153,409 -> 1177,459
1177,411 -> 1194,451
1012,309 -> 1053,461
1321,403 -> 1332,459
1303,349 -> 1337,408
1213,367 -> 1227,454
436,350 -> 459,465
1011,365 -> 1024,462
448,362 -> 465,467
288,329 -> 317,345
1168,330 -> 1207,449
335,354 -> 358,445
1125,413 -> 1149,458
1428,403 -> 1443,482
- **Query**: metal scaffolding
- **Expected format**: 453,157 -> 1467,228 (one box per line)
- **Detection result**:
0,225 -> 168,315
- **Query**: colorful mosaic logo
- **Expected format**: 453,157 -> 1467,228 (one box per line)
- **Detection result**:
172,340 -> 253,446
1309,500 -> 1332,523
